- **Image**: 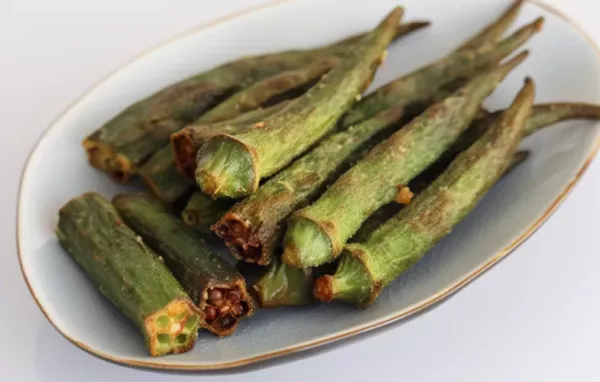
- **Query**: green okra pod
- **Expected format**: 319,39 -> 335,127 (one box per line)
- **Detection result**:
83,20 -> 429,184
197,56 -> 341,124
283,53 -> 528,268
173,101 -> 291,180
139,145 -> 194,205
56,192 -> 200,356
195,7 -> 404,199
341,17 -> 543,127
313,78 -> 535,307
212,106 -> 405,265
181,191 -> 234,235
252,256 -> 315,308
112,193 -> 255,337
455,0 -> 524,52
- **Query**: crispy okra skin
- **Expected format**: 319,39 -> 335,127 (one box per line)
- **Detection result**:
181,191 -> 234,235
83,20 -> 428,184
112,193 -> 254,337
283,53 -> 528,268
213,106 -> 404,266
172,101 -> 291,180
314,79 -> 535,307
56,192 -> 200,356
454,0 -> 524,52
252,256 -> 314,308
197,56 -> 341,124
341,17 -> 543,127
194,7 -> 404,199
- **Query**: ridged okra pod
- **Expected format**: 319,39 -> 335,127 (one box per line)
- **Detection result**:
197,56 -> 340,124
83,20 -> 428,183
194,7 -> 404,198
314,79 -> 535,307
181,191 -> 234,235
213,106 -> 405,265
341,17 -> 543,127
112,193 -> 255,337
56,192 -> 200,356
283,53 -> 528,268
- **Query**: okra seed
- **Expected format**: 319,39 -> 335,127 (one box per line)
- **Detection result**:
208,288 -> 223,302
205,306 -> 217,321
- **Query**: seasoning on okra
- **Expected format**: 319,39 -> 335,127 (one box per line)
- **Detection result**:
213,106 -> 404,265
194,7 -> 404,198
314,78 -> 535,307
112,193 -> 255,337
56,192 -> 200,356
83,19 -> 428,184
283,52 -> 528,268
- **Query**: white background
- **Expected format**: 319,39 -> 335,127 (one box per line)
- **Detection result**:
2,0 -> 600,381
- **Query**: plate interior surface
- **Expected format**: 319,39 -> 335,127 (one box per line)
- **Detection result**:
17,0 -> 600,370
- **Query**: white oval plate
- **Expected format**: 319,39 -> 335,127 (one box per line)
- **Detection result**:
17,0 -> 600,371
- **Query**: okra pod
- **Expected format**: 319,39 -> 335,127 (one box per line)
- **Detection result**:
139,145 -> 194,205
342,17 -> 543,127
283,53 -> 527,268
252,256 -> 314,308
314,78 -> 535,307
195,7 -> 404,198
352,150 -> 530,243
112,193 -> 255,337
56,192 -> 200,356
181,191 -> 234,235
213,106 -> 405,265
141,102 -> 290,204
83,20 -> 428,184
173,101 -> 291,180
197,56 -> 340,124
455,0 -> 524,52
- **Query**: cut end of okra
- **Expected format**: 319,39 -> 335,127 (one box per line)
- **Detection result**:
171,129 -> 199,180
252,257 -> 314,308
195,136 -> 257,199
313,252 -> 372,307
83,139 -> 135,184
145,298 -> 200,357
213,213 -> 264,264
200,284 -> 254,337
282,217 -> 334,268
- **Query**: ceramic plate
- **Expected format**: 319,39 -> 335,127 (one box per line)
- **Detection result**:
17,0 -> 600,371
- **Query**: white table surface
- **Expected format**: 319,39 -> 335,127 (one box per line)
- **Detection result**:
2,0 -> 600,380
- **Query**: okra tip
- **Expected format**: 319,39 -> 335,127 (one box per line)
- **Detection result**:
282,217 -> 334,268
313,275 -> 334,302
195,135 -> 258,199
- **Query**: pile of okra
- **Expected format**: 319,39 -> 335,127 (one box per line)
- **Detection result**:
57,1 -> 600,356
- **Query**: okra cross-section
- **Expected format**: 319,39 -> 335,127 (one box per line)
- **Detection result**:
314,79 -> 535,307
283,53 -> 528,268
113,193 -> 255,337
55,192 -> 200,356
194,7 -> 404,198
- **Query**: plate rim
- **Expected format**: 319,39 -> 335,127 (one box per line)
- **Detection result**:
15,0 -> 600,371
